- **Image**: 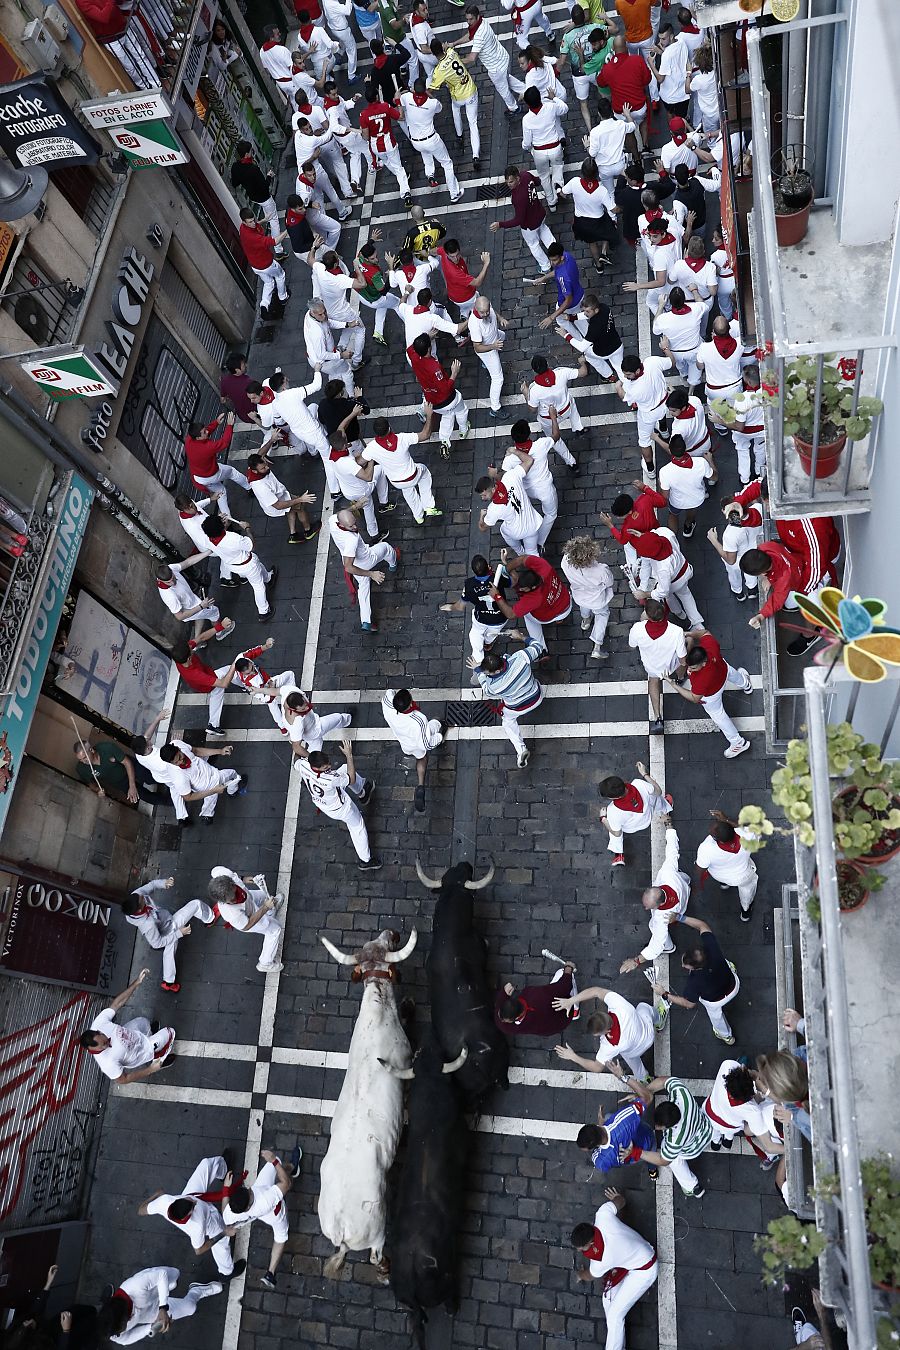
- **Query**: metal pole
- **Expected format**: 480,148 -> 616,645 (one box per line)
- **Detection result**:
879,680 -> 900,758
784,1 -> 809,157
804,668 -> 878,1350
809,353 -> 824,495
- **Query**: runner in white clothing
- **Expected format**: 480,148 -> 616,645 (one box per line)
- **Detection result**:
627,598 -> 688,733
651,287 -> 705,386
207,866 -> 284,972
696,810 -> 759,918
399,84 -> 461,200
502,420 -> 572,548
281,687 -> 353,762
702,1059 -> 782,1151
656,435 -> 713,537
259,27 -> 295,108
328,507 -> 398,629
173,494 -> 236,583
154,560 -> 229,645
561,535 -> 614,659
500,0 -> 553,50
159,738 -> 244,820
200,518 -> 275,618
139,1155 -> 240,1279
267,369 -> 331,460
614,353 -> 673,473
598,762 -> 672,867
361,410 -> 438,524
570,1190 -> 659,1350
396,290 -> 463,355
245,453 -> 318,543
232,638 -> 296,734
460,6 -> 524,113
309,251 -> 366,367
304,301 -> 354,393
328,429 -> 391,535
406,1 -> 438,83
620,825 -> 692,968
381,687 -> 444,813
78,968 -> 176,1086
122,877 -> 215,991
523,359 -> 585,451
629,526 -> 705,630
553,986 -> 668,1081
223,1150 -> 297,1290
696,317 -> 745,432
100,1267 -> 222,1344
322,0 -> 358,79
706,489 -> 765,600
468,296 -> 508,414
521,90 -> 567,207
298,738 -> 380,870
587,103 -> 635,193
669,236 -> 719,313
476,463 -> 544,554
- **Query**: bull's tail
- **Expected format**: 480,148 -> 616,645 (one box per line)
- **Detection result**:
323,1244 -> 348,1278
409,1306 -> 427,1350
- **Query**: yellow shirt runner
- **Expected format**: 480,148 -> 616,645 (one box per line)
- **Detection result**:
429,46 -> 477,101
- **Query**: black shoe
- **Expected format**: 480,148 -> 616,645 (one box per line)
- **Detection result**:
414,785 -> 426,814
650,717 -> 664,735
268,565 -> 279,588
260,1271 -> 277,1291
740,901 -> 754,923
647,1167 -> 659,1181
682,520 -> 696,539
150,1020 -> 160,1034
380,501 -> 396,513
227,1259 -> 247,1280
264,602 -> 276,620
357,857 -> 383,871
709,1140 -> 721,1151
720,1136 -> 734,1150
288,532 -> 303,544
568,462 -> 581,475
688,1186 -> 705,1198
304,520 -> 321,540
787,632 -> 818,657
472,158 -> 481,171
178,816 -> 194,828
735,587 -> 750,603
207,725 -> 227,738
357,778 -> 375,806
220,578 -> 240,588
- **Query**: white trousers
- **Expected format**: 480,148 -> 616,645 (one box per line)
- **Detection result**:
252,911 -> 284,968
500,688 -> 544,755
374,142 -> 410,196
257,195 -> 282,246
537,398 -> 582,436
523,599 -> 572,648
699,966 -> 740,1039
194,464 -> 250,497
578,601 -> 610,647
299,711 -> 352,752
606,789 -> 668,852
306,206 -> 341,250
488,61 -> 524,112
158,899 -> 214,983
162,1278 -> 220,1333
354,541 -> 396,623
602,1260 -> 658,1350
410,131 -> 460,198
198,766 -> 242,817
669,1154 -> 701,1195
252,259 -> 288,310
182,1158 -> 234,1275
670,346 -> 702,386
469,616 -> 509,664
451,91 -> 480,158
121,1016 -> 175,1065
529,482 -> 558,547
357,289 -> 401,337
733,430 -> 767,483
700,665 -> 749,748
231,552 -> 273,615
658,570 -> 704,629
598,156 -> 626,196
397,464 -> 435,521
328,22 -> 357,77
351,466 -> 390,533
522,221 -> 556,271
500,525 -> 542,555
436,391 -> 469,441
724,555 -> 758,595
579,340 -> 625,381
318,352 -> 354,395
476,346 -> 505,411
332,321 -> 366,368
710,859 -> 759,911
531,143 -> 564,207
514,0 -> 552,47
319,771 -> 370,859
717,279 -> 736,321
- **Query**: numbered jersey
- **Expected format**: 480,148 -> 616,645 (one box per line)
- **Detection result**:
298,759 -> 351,813
430,47 -> 476,101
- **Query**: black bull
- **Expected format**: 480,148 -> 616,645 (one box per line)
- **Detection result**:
417,859 -> 510,1106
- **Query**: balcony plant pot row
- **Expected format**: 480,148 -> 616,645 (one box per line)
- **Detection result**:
759,356 -> 884,481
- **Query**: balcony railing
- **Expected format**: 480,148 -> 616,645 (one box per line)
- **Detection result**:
104,0 -> 203,101
745,23 -> 897,519
792,664 -> 897,1350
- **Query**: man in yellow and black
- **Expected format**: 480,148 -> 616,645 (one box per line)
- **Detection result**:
428,38 -> 481,170
401,203 -> 447,259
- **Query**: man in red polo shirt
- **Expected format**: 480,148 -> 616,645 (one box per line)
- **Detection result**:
173,637 -> 242,739
490,552 -> 572,648
596,37 -> 653,145
238,207 -> 290,319
600,481 -> 667,594
434,238 -> 491,321
407,334 -> 470,454
664,631 -> 752,759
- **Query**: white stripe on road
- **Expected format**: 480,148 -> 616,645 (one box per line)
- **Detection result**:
172,716 -> 765,743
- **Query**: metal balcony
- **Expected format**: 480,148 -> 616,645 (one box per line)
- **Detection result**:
104,0 -> 205,102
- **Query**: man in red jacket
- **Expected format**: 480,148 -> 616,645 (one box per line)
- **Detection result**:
665,631 -> 753,758
491,552 -> 573,648
434,238 -> 491,320
238,208 -> 290,319
184,412 -> 250,510
490,165 -> 556,272
741,509 -> 841,654
407,334 -> 470,454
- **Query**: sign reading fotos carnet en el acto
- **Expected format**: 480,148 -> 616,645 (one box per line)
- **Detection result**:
0,74 -> 101,168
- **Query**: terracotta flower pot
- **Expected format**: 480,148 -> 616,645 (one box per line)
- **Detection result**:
836,859 -> 869,912
833,787 -> 900,865
793,429 -> 847,479
775,201 -> 811,247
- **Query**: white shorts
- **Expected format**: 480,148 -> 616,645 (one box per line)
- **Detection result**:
572,72 -> 591,101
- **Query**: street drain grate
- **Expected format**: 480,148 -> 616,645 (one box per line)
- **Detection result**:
445,700 -> 498,727
155,824 -> 182,854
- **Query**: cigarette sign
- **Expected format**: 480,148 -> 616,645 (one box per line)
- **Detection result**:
20,348 -> 118,399
106,119 -> 188,169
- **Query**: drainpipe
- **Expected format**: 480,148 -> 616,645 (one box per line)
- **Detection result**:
804,0 -> 838,198
784,0 -> 809,158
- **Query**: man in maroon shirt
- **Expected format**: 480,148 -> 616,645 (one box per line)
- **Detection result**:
664,631 -> 752,758
173,637 -> 242,737
491,552 -> 572,648
184,412 -> 251,506
407,334 -> 470,454
495,962 -> 579,1036
597,36 -> 652,141
238,206 -> 290,319
219,353 -> 259,425
490,165 -> 557,272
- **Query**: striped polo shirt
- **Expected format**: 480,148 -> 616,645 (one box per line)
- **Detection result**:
476,639 -> 544,712
660,1077 -> 713,1161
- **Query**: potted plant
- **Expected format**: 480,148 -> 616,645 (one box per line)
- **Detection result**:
755,1215 -> 827,1286
759,355 -> 885,479
772,145 -> 815,246
863,1158 -> 900,1292
808,860 -> 885,915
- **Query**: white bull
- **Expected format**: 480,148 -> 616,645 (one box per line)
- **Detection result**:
317,927 -> 416,1277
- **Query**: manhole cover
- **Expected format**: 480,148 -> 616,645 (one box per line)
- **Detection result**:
445,700 -> 498,727
155,824 -> 182,854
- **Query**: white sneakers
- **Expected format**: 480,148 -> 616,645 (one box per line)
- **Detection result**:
724,738 -> 751,759
257,962 -> 284,974
516,746 -> 530,768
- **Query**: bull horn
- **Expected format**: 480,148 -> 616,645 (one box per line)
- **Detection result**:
377,1056 -> 415,1080
464,862 -> 495,891
442,1047 -> 468,1074
382,929 -> 418,964
321,936 -> 357,965
415,859 -> 442,889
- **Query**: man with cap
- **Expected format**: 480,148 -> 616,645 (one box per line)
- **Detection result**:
380,687 -> 443,813
568,1188 -> 658,1350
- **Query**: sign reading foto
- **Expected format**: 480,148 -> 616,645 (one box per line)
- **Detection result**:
79,88 -> 172,128
20,348 -> 117,399
0,75 -> 100,168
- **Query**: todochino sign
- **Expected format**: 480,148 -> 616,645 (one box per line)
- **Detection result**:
20,348 -> 117,400
0,75 -> 100,168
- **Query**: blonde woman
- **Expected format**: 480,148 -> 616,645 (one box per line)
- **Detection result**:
560,536 -> 614,661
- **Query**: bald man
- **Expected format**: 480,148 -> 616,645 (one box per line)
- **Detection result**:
328,507 -> 398,632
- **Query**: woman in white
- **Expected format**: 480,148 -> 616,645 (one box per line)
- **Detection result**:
468,296 -> 508,414
627,598 -> 688,733
207,866 -> 284,972
686,46 -> 720,131
519,45 -> 568,112
560,160 -> 619,273
561,535 -> 614,660
380,687 -> 443,813
553,985 -> 667,1081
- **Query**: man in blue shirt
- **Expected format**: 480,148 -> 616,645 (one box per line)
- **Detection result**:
527,240 -> 586,338
577,1100 -> 658,1177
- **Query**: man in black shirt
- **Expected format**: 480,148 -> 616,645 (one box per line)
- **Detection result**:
230,141 -> 282,252
401,202 -> 446,257
651,916 -> 740,1044
367,38 -> 413,103
440,553 -> 526,664
572,292 -> 623,380
672,163 -> 708,232
614,165 -> 676,249
317,379 -> 369,451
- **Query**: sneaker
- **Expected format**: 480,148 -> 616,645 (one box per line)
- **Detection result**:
214,620 -> 235,640
424,507 -> 443,517
687,1186 -> 705,1198
650,717 -> 664,735
414,785 -> 426,814
450,192 -> 464,204
357,778 -> 376,806
791,1308 -> 808,1340
372,332 -> 388,346
709,1140 -> 721,1151
440,439 -> 452,458
489,407 -> 502,417
361,621 -> 378,631
288,532 -> 303,544
388,547 -> 401,571
591,646 -> 609,660
338,208 -> 353,221
720,1135 -> 734,1150
160,981 -> 180,993
226,1260 -> 247,1280
611,854 -> 625,867
682,520 -> 695,539
207,725 -> 227,738
220,577 -> 240,588
740,901 -> 754,923
787,632 -> 819,657
459,425 -> 471,440
256,962 -> 284,974
724,738 -> 750,759
655,998 -> 669,1029
581,616 -> 592,632
380,502 -> 396,513
413,516 -> 425,525
735,587 -> 750,603
357,857 -> 383,871
472,158 -> 481,172
289,1143 -> 303,1173
738,667 -> 752,693
304,521 -> 321,540
515,746 -> 530,768
713,1029 -> 736,1045
647,1167 -> 659,1181
760,1154 -> 779,1172
260,1271 -> 277,1291
427,176 -> 439,187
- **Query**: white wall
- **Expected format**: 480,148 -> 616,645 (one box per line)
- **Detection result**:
833,0 -> 900,245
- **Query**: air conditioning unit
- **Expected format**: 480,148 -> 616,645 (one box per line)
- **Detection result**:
42,6 -> 70,43
21,19 -> 61,71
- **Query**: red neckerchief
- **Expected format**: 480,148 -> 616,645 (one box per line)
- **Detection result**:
535,370 -> 556,387
674,405 -> 696,420
329,446 -> 349,461
246,467 -> 269,482
606,1013 -> 621,1045
259,387 -> 275,404
644,618 -> 669,639
468,15 -> 481,34
582,1229 -> 605,1261
671,129 -> 687,145
658,884 -> 680,910
401,263 -> 417,281
374,52 -> 388,67
492,481 -> 509,505
682,21 -> 700,31
324,95 -> 339,108
670,452 -> 693,467
713,334 -> 738,357
113,1290 -> 134,1318
327,264 -> 343,275
644,207 -> 663,222
682,255 -> 706,272
628,363 -> 644,379
157,579 -> 171,589
413,91 -> 429,106
261,39 -> 280,49
726,1090 -> 746,1108
613,783 -> 644,813
240,154 -> 254,163
514,439 -> 532,451
653,232 -> 676,246
403,701 -> 421,713
716,834 -> 742,854
170,1203 -> 194,1225
207,531 -> 225,544
412,10 -> 427,21
299,169 -> 316,186
670,305 -> 691,315
178,510 -> 197,519
579,178 -> 600,193
130,903 -> 150,916
413,303 -> 430,313
296,99 -> 312,115
299,22 -> 314,39
285,206 -> 306,225
376,433 -> 398,451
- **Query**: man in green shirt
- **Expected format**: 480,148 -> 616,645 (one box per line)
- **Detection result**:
608,1064 -> 711,1197
75,739 -> 140,804
583,25 -> 615,80
558,6 -> 600,131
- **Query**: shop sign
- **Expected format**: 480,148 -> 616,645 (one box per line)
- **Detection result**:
0,474 -> 93,841
0,75 -> 100,168
20,347 -> 117,400
79,88 -> 172,128
106,119 -> 188,168
0,864 -> 127,992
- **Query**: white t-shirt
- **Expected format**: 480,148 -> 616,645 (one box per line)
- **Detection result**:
690,68 -> 719,121
588,118 -> 631,169
470,16 -> 508,72
502,438 -> 555,496
329,517 -> 380,571
587,1200 -> 656,1279
145,1193 -> 223,1248
223,1182 -> 286,1230
298,759 -> 353,814
483,464 -> 543,542
468,306 -> 501,346
706,1059 -> 769,1135
178,501 -> 218,555
595,991 -> 655,1065
658,456 -> 712,510
695,322 -> 743,390
561,177 -> 616,219
528,368 -> 579,418
398,301 -> 456,349
89,1008 -> 154,1080
722,516 -> 763,559
669,258 -> 718,302
311,263 -> 356,323
361,432 -> 421,486
249,470 -> 289,518
657,39 -> 690,104
620,355 -> 671,413
331,452 -> 370,501
628,618 -> 687,678
206,528 -> 254,567
399,91 -> 440,139
561,556 -> 614,609
695,831 -> 755,883
652,302 -> 705,353
659,138 -> 698,174
156,564 -> 199,616
381,689 -> 442,756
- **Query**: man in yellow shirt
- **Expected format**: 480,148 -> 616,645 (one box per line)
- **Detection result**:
428,37 -> 481,169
